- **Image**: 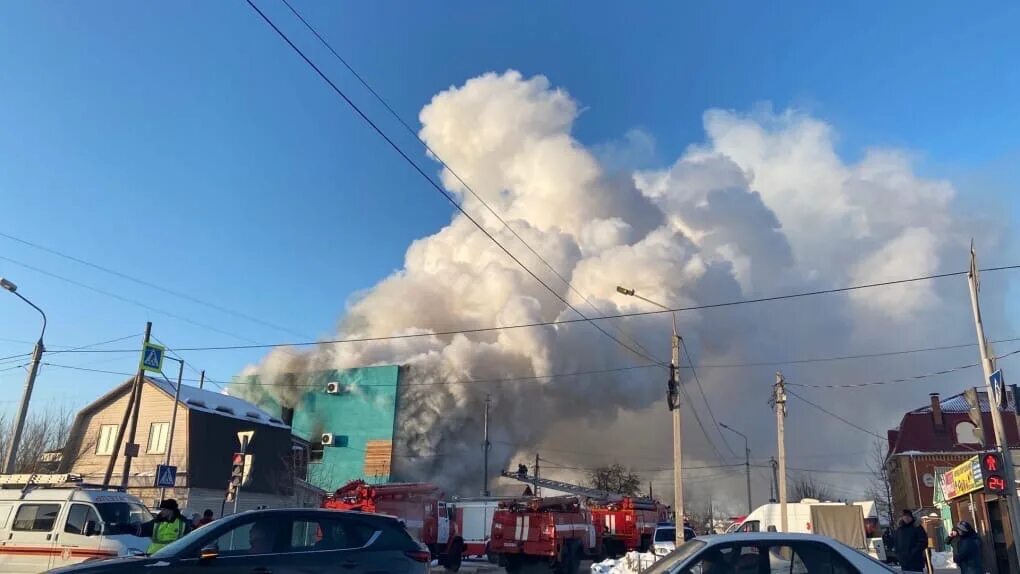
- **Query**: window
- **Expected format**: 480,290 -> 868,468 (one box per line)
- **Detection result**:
65,504 -> 101,536
0,504 -> 12,529
955,421 -> 979,444
209,518 -> 282,557
95,424 -> 119,455
682,543 -> 761,574
290,517 -> 375,552
310,441 -> 324,463
767,543 -> 859,574
96,501 -> 152,535
13,504 -> 61,532
655,527 -> 676,542
292,445 -> 309,480
739,520 -> 760,533
147,422 -> 170,454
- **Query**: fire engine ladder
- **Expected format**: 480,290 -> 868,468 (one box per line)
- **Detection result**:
500,470 -> 624,501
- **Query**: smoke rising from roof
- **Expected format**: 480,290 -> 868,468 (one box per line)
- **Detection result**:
236,70 -> 1008,504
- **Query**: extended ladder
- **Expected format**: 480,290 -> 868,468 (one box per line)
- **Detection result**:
501,470 -> 633,502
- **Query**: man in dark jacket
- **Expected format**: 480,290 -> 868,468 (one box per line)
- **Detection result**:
953,521 -> 983,574
894,509 -> 927,572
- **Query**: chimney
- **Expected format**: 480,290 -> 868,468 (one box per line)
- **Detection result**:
281,406 -> 295,427
930,393 -> 944,431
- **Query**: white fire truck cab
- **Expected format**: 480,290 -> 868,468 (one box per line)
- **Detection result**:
0,474 -> 153,573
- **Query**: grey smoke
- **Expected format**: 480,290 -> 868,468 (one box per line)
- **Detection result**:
236,71 -> 1010,506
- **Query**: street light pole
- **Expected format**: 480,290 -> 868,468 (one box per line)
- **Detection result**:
616,286 -> 684,546
721,423 -> 752,514
0,278 -> 47,475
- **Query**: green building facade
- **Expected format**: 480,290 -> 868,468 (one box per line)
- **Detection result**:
237,365 -> 403,492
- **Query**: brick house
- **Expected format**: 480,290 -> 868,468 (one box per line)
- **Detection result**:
886,390 -> 1020,513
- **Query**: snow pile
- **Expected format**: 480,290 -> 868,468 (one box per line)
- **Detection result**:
929,551 -> 956,569
590,552 -> 657,574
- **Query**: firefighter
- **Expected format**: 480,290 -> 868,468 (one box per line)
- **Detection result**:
517,464 -> 528,479
141,499 -> 191,554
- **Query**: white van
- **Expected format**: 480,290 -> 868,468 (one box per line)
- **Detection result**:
0,475 -> 153,573
733,499 -> 886,560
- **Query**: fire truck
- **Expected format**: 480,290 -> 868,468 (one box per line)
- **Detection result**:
489,495 -> 596,574
322,480 -> 467,571
500,470 -> 667,558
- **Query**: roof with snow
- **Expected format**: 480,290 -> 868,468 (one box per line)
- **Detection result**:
145,377 -> 288,428
909,389 -> 1016,415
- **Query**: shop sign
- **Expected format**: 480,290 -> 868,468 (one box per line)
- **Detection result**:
940,455 -> 983,500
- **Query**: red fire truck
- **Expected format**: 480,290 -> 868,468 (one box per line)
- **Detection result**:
489,495 -> 596,574
322,480 -> 467,571
500,470 -> 667,558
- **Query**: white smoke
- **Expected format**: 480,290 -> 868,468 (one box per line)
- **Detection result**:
239,71 -> 1008,504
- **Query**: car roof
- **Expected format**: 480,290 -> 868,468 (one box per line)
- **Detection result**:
697,532 -> 840,543
227,507 -> 403,525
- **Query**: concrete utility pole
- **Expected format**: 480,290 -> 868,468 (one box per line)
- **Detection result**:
159,358 -> 185,501
534,453 -> 540,497
104,322 -> 152,488
482,395 -> 491,496
0,277 -> 47,475
773,372 -> 788,532
769,457 -> 779,503
615,286 -> 684,545
199,370 -> 205,390
968,244 -> 1020,565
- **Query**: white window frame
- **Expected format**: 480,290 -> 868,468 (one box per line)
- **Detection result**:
147,422 -> 170,454
96,424 -> 119,455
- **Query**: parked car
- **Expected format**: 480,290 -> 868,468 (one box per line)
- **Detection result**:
48,508 -> 431,574
645,532 -> 907,573
652,523 -> 697,557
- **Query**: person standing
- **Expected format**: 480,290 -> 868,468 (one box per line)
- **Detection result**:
195,509 -> 215,528
140,499 -> 191,554
953,521 -> 984,574
894,509 -> 927,572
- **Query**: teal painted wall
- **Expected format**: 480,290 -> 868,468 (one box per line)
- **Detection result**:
236,366 -> 401,492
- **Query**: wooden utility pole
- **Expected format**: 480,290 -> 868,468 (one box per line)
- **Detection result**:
482,395 -> 491,496
103,322 -> 151,488
773,372 -> 788,532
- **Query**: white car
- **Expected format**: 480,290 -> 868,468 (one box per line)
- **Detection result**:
652,524 -> 697,557
644,532 -> 909,573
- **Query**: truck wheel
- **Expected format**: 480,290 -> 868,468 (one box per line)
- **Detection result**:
505,555 -> 523,574
486,542 -> 498,564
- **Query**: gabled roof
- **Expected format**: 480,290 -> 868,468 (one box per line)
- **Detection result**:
81,377 -> 288,429
909,389 -> 1016,415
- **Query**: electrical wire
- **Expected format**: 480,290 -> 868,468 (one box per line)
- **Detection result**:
681,337 -> 737,459
784,388 -> 886,440
0,231 -> 308,338
242,0 -> 666,372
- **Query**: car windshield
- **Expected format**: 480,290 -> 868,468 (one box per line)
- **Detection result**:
644,539 -> 707,573
96,502 -> 153,535
655,527 -> 675,542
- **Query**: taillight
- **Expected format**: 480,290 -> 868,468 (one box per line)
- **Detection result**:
405,550 -> 431,563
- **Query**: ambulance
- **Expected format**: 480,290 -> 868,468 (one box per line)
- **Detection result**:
0,474 -> 153,573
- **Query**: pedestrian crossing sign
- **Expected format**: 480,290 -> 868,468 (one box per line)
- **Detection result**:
140,343 -> 165,373
155,464 -> 177,488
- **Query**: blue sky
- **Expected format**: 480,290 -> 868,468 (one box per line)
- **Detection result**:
1,1 -> 1018,414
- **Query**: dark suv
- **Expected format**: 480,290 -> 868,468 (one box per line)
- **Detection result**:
48,508 -> 431,574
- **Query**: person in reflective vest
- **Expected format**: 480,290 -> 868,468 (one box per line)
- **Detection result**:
141,499 -> 190,554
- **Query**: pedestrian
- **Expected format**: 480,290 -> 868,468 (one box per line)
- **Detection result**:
196,509 -> 215,528
953,521 -> 983,574
894,508 -> 927,572
139,499 -> 191,554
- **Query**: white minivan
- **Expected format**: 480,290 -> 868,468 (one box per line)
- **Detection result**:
0,481 -> 153,573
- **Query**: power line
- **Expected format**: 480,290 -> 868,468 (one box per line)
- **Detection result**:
242,0 -> 666,372
681,337 -> 737,459
785,388 -> 885,440
0,254 -> 260,344
41,268 -> 1020,356
0,231 -> 307,338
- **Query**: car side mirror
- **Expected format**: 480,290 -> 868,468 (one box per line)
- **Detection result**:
83,521 -> 99,537
200,544 -> 219,560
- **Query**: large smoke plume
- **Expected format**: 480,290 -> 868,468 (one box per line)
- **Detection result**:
236,71 -> 1009,507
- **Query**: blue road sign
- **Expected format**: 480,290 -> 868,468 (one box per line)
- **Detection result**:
990,370 -> 1006,409
155,464 -> 177,488
140,342 -> 165,373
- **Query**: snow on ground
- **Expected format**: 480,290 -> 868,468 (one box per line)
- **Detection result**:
590,552 -> 657,574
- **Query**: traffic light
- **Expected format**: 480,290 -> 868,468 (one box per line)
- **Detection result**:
980,452 -> 1008,495
225,452 -> 245,502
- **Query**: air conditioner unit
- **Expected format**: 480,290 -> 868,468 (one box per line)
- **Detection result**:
325,382 -> 341,394
321,433 -> 334,446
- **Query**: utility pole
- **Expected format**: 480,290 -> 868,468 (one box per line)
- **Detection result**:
0,277 -> 47,475
159,358 -> 185,502
199,369 -> 205,390
769,457 -> 778,502
104,322 -> 151,488
720,422 -> 752,515
482,395 -> 491,496
968,244 -> 1020,565
773,372 -> 788,532
120,322 -> 153,489
534,453 -> 540,497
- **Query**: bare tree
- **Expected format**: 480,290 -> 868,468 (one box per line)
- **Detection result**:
0,405 -> 90,474
790,473 -> 834,501
587,464 -> 643,497
864,440 -> 894,526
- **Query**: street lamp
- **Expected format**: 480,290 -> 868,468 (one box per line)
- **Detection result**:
616,285 -> 684,545
0,277 -> 47,474
720,422 -> 752,514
